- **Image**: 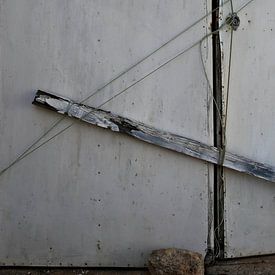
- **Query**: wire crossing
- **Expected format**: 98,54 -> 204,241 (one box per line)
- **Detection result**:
0,0 -> 256,177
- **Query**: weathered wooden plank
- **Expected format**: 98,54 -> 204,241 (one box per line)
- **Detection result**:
206,254 -> 275,275
33,90 -> 275,183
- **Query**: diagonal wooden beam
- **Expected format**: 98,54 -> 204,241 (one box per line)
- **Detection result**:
33,90 -> 275,183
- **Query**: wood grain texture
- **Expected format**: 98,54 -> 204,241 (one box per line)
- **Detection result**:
33,90 -> 275,183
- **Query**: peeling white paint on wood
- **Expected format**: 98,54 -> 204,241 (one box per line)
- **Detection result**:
34,90 -> 275,183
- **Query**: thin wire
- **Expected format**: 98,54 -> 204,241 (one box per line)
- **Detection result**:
219,0 -> 256,154
0,117 -> 66,177
230,0 -> 234,13
80,0 -> 231,105
199,15 -> 237,131
98,29 -> 222,108
0,0 -> 255,177
214,26 -> 233,260
199,39 -> 223,127
227,1 -> 234,135
0,1 -> 231,178
217,0 -> 256,166
223,29 -> 233,154
1,123 -> 74,176
212,0 -> 257,259
214,2 -> 234,259
214,215 -> 225,258
0,26 -> 227,176
238,0 -> 255,12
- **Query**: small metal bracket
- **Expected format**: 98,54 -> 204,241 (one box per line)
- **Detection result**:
226,13 -> 240,31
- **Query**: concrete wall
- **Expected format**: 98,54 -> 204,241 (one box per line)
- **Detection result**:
220,0 -> 275,258
0,0 -> 213,266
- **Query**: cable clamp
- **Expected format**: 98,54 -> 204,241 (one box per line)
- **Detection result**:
226,13 -> 240,31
